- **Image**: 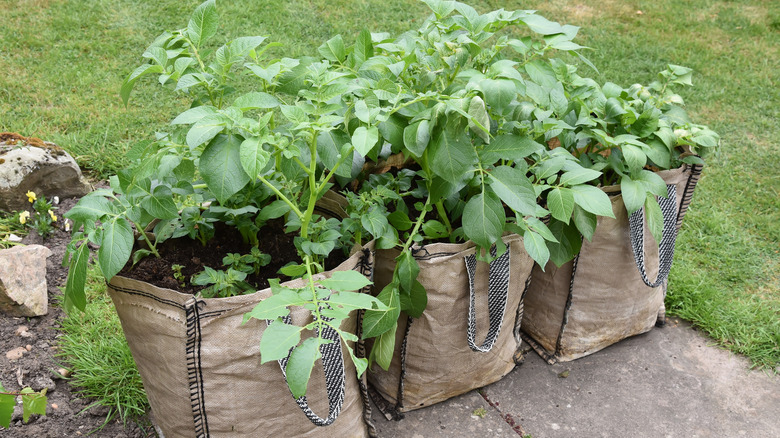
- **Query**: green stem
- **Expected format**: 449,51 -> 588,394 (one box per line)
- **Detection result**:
434,200 -> 452,234
129,218 -> 160,258
257,175 -> 304,219
401,196 -> 431,251
316,145 -> 355,195
299,133 -> 320,239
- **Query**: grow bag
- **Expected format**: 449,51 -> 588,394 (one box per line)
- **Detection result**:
107,243 -> 376,438
521,164 -> 703,363
368,234 -> 534,416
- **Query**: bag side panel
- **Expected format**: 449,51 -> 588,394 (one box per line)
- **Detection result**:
520,260 -> 575,357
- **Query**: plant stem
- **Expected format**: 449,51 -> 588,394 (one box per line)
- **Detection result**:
299,133 -> 320,239
257,176 -> 304,219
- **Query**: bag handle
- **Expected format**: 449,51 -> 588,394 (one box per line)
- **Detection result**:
274,309 -> 346,427
464,245 -> 511,352
628,184 -> 679,288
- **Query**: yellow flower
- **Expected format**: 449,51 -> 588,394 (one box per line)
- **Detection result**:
19,211 -> 30,224
26,191 -> 37,203
49,210 -> 57,222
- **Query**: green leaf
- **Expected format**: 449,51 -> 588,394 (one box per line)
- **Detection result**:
0,389 -> 13,428
140,185 -> 179,220
233,92 -> 279,110
422,220 -> 448,239
239,137 -> 271,180
98,217 -> 133,281
429,129 -> 478,184
480,134 -> 543,164
559,168 -> 601,186
21,390 -> 47,423
570,184 -> 615,218
258,200 -> 291,222
120,64 -> 163,106
361,208 -> 389,238
621,144 -> 646,172
403,120 -> 430,157
645,195 -> 664,246
171,106 -> 218,125
345,343 -> 368,377
187,0 -> 218,49
286,337 -> 325,398
620,177 -> 645,214
605,97 -> 627,121
487,165 -> 537,216
480,78 -> 516,112
521,13 -> 566,35
632,107 -> 660,137
352,126 -> 379,157
64,243 -> 89,313
318,34 -> 347,63
378,115 -> 405,149
399,280 -> 427,318
319,271 -> 372,292
395,251 -> 419,293
388,210 -> 413,231
572,204 -> 597,241
199,135 -> 250,204
547,219 -> 583,267
259,319 -> 303,363
352,29 -> 374,67
317,129 -> 353,178
371,321 -> 398,371
463,191 -> 506,249
328,291 -> 384,314
523,230 -> 550,267
64,195 -> 114,223
468,96 -> 490,143
636,170 -> 668,198
186,114 -> 228,149
245,288 -> 305,321
547,187 -> 575,223
362,283 -> 400,338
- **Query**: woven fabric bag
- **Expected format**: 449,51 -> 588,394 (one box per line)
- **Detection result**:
368,234 -> 534,415
107,244 -> 376,438
521,164 -> 703,363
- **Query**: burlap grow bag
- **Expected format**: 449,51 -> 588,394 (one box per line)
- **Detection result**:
368,234 -> 534,415
107,244 -> 375,438
521,164 -> 703,363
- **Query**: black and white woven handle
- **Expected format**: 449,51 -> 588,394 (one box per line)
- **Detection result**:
273,312 -> 346,427
464,245 -> 511,353
628,184 -> 679,288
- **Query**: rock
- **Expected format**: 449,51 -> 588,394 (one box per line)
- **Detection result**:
6,346 -> 27,360
31,375 -> 56,393
15,325 -> 29,336
0,245 -> 52,316
0,135 -> 92,212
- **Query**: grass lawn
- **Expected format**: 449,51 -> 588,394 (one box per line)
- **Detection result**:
1,0 -> 777,416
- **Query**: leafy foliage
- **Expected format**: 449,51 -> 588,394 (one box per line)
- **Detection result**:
0,383 -> 47,428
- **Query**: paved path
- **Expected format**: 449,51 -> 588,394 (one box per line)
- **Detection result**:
372,320 -> 780,437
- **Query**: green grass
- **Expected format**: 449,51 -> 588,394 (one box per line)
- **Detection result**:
0,212 -> 25,249
1,0 -> 776,393
56,265 -> 149,425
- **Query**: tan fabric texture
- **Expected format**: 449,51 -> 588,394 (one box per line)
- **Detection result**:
107,245 -> 374,438
367,234 -> 533,412
521,166 -> 695,362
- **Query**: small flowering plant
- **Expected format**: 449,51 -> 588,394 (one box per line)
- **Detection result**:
19,191 -> 59,238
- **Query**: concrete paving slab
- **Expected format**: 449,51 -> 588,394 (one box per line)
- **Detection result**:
371,320 -> 779,437
371,390 -> 516,437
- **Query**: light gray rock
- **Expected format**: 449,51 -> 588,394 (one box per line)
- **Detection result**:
0,141 -> 92,212
0,244 -> 52,316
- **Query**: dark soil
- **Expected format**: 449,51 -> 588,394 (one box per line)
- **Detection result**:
122,219 -> 300,294
0,197 -> 156,437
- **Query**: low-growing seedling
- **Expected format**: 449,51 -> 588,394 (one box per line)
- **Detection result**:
0,384 -> 47,428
